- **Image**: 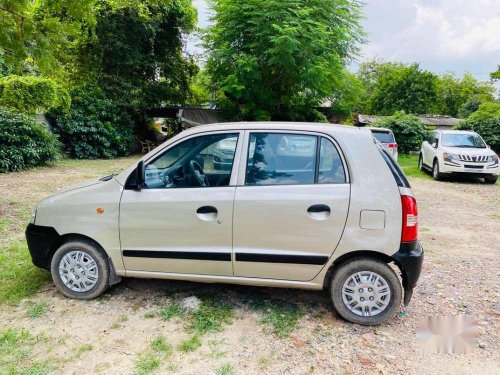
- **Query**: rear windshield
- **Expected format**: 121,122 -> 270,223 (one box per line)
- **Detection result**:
375,142 -> 410,188
371,130 -> 395,144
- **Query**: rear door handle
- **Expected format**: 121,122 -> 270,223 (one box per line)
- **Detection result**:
197,206 -> 218,214
307,204 -> 331,213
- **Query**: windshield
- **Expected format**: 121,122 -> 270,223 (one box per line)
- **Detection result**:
441,133 -> 486,148
371,131 -> 395,144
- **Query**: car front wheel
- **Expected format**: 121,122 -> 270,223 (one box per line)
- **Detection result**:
330,258 -> 402,325
51,240 -> 110,299
432,160 -> 443,181
418,154 -> 424,171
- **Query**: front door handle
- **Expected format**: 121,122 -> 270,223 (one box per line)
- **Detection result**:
196,205 -> 218,221
197,206 -> 218,214
307,204 -> 331,213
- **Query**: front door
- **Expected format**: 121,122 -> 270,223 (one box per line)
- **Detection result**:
233,132 -> 350,281
119,131 -> 242,276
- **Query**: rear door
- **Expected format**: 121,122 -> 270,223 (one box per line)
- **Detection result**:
232,131 -> 350,281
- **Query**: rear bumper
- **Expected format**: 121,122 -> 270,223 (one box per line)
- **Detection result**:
25,223 -> 60,270
392,240 -> 424,305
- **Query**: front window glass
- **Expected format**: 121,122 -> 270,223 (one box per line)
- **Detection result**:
144,133 -> 238,189
441,133 -> 486,148
245,133 -> 317,185
319,138 -> 346,184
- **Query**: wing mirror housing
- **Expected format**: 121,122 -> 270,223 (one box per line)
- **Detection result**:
136,161 -> 145,191
431,142 -> 437,148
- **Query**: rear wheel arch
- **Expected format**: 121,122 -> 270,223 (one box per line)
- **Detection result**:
323,250 -> 394,290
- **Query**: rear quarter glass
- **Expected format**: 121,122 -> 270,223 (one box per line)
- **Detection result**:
371,131 -> 395,144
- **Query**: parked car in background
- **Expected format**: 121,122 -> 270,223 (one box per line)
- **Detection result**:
419,129 -> 499,184
367,127 -> 398,160
26,122 -> 423,325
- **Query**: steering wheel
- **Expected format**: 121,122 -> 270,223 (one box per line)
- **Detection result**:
188,160 -> 209,187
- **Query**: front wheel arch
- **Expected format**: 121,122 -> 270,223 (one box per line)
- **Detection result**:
49,233 -> 121,286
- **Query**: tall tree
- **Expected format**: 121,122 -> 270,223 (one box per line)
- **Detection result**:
358,61 -> 437,115
205,0 -> 364,121
75,0 -> 197,108
0,0 -> 96,79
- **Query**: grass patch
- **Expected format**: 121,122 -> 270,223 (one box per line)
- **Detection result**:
135,353 -> 160,375
178,335 -> 202,352
26,301 -> 49,319
0,328 -> 53,374
158,302 -> 185,321
250,298 -> 304,338
150,336 -> 172,356
75,343 -> 93,358
488,214 -> 500,220
0,240 -> 51,305
397,154 -> 431,179
216,363 -> 234,375
186,298 -> 234,335
143,311 -> 156,319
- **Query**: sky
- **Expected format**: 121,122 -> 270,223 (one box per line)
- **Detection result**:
191,0 -> 500,83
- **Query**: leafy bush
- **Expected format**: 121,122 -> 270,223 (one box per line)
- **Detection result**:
0,75 -> 69,114
0,107 -> 60,173
50,87 -> 135,159
372,111 -> 427,153
456,102 -> 500,153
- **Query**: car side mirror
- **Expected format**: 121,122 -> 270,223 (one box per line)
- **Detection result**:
431,142 -> 437,148
487,145 -> 491,149
136,161 -> 145,191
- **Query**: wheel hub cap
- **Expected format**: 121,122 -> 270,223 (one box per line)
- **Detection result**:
342,271 -> 391,317
59,251 -> 98,292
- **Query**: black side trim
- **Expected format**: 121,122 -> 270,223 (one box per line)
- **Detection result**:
392,240 -> 424,306
235,253 -> 328,265
25,223 -> 60,270
122,250 -> 231,261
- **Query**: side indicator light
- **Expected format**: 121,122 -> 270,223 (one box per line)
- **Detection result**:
96,208 -> 104,214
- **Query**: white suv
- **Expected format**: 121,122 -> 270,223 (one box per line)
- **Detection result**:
26,122 -> 423,325
419,130 -> 499,184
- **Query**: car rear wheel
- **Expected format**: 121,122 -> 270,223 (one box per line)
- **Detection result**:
51,240 -> 110,299
432,160 -> 443,181
330,258 -> 402,325
484,175 -> 498,184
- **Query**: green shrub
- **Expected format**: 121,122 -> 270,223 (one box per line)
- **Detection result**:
0,107 -> 60,173
0,75 -> 69,114
372,111 -> 427,153
50,87 -> 135,159
456,102 -> 500,153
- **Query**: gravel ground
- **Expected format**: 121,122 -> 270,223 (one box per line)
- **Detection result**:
0,165 -> 499,374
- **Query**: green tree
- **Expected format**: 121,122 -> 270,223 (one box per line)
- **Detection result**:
0,75 -> 69,114
490,65 -> 500,81
456,102 -> 500,153
359,61 -> 437,115
205,0 -> 364,121
435,73 -> 495,117
0,0 -> 96,78
75,0 -> 197,108
372,111 -> 427,153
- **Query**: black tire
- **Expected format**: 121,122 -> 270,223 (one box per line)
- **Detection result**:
484,175 -> 498,184
418,154 -> 425,171
329,258 -> 402,325
432,160 -> 443,181
51,240 -> 110,299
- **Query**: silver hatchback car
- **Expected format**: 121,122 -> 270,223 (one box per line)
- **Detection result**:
26,122 -> 423,325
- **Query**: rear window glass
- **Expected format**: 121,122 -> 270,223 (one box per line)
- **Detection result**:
376,143 -> 410,188
371,131 -> 395,144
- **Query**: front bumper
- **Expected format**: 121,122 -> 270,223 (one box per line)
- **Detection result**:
392,240 -> 424,306
25,223 -> 60,270
441,161 -> 499,176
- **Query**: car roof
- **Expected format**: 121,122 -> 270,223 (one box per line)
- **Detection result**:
436,129 -> 477,135
365,127 -> 393,133
180,121 -> 370,137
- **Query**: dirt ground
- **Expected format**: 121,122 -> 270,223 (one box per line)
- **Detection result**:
0,159 -> 499,374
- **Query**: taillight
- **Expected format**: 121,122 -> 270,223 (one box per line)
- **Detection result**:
388,143 -> 398,149
401,195 -> 418,242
